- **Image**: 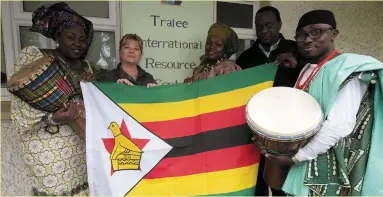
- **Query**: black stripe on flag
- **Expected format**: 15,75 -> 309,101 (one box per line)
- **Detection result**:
164,124 -> 253,158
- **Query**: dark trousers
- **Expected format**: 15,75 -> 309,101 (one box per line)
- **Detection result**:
254,154 -> 269,196
255,154 -> 287,196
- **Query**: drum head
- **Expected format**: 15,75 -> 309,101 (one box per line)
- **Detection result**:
7,56 -> 53,89
246,87 -> 323,141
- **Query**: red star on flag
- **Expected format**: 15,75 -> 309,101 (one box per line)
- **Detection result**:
102,119 -> 150,175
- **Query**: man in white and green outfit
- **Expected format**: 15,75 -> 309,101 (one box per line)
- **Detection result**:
264,10 -> 383,196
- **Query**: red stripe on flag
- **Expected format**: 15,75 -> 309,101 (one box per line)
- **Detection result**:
144,144 -> 259,179
142,105 -> 246,139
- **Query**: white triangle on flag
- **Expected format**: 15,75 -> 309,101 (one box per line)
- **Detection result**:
81,82 -> 173,196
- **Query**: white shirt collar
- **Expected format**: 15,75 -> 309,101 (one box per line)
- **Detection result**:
259,38 -> 281,58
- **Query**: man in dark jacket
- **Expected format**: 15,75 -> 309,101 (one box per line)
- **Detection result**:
236,6 -> 301,197
236,6 -> 302,87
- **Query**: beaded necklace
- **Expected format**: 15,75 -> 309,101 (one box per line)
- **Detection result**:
202,58 -> 224,72
54,51 -> 88,82
295,50 -> 338,91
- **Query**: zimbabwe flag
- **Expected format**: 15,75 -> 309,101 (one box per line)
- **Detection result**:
81,63 -> 277,196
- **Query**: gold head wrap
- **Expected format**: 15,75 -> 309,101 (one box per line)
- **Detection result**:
200,23 -> 239,64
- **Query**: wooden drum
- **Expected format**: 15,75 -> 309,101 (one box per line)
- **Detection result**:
245,87 -> 323,189
7,55 -> 77,112
7,54 -> 86,138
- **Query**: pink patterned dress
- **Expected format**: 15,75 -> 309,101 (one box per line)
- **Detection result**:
189,59 -> 242,82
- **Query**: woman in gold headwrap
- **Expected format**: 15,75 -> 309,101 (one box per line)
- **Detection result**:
184,23 -> 241,83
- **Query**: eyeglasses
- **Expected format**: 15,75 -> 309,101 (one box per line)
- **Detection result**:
294,28 -> 334,42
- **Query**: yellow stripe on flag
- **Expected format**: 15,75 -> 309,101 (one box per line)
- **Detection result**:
120,81 -> 273,122
126,163 -> 258,196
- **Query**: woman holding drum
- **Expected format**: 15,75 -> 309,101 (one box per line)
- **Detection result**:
248,10 -> 383,196
7,2 -> 93,195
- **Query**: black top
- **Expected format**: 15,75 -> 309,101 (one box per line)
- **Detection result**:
1,72 -> 7,84
97,64 -> 156,86
236,34 -> 303,87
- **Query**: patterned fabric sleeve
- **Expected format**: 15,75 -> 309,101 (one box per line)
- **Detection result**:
9,46 -> 50,133
190,60 -> 241,82
214,60 -> 242,76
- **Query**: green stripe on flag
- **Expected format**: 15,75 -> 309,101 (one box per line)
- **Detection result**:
93,63 -> 277,103
202,186 -> 256,196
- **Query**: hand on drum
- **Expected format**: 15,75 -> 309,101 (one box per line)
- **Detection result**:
251,135 -> 295,166
51,101 -> 81,123
262,151 -> 295,166
251,135 -> 261,152
275,53 -> 297,68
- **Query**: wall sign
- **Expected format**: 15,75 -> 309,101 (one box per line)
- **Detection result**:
121,1 -> 214,85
